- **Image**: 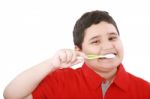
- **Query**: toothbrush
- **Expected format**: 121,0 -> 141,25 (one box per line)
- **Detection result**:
86,54 -> 115,60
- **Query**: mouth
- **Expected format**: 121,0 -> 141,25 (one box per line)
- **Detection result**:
98,53 -> 116,59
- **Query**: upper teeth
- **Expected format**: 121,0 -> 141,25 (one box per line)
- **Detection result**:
100,54 -> 115,58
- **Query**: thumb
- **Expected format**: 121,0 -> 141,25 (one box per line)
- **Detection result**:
70,57 -> 84,66
75,50 -> 88,59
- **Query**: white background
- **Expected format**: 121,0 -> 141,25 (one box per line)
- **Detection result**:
1,0 -> 150,98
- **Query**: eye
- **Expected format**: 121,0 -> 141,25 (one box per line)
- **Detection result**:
91,40 -> 100,44
109,36 -> 118,41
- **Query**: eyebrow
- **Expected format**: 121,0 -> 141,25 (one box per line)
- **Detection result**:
89,35 -> 101,41
88,32 -> 118,41
108,32 -> 118,36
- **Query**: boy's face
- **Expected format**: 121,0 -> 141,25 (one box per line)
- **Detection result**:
79,21 -> 124,72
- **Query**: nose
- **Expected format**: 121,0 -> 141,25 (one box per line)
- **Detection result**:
100,41 -> 113,50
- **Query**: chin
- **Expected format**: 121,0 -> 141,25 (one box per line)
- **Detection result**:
96,62 -> 120,70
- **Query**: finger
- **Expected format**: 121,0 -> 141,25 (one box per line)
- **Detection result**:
70,51 -> 78,63
70,58 -> 83,66
58,50 -> 67,63
69,50 -> 85,64
65,49 -> 73,63
75,50 -> 87,59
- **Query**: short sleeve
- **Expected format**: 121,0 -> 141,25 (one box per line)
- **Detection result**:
32,72 -> 58,99
32,68 -> 75,99
32,81 -> 46,99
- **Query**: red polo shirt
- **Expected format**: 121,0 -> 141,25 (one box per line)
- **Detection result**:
32,63 -> 150,99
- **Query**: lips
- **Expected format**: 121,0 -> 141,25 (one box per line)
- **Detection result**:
99,53 -> 116,59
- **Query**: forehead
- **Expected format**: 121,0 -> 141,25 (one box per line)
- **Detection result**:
84,21 -> 118,39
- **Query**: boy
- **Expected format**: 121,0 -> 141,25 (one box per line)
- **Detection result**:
3,10 -> 150,99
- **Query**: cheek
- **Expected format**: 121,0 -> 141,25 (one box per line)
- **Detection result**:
115,42 -> 124,55
81,44 -> 90,54
82,43 -> 100,54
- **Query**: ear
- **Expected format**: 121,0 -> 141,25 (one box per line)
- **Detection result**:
74,45 -> 81,51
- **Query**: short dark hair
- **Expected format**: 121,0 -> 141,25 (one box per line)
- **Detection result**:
73,10 -> 120,49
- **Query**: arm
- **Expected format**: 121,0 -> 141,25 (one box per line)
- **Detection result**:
3,49 -> 85,99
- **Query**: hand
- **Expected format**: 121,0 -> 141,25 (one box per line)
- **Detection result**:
50,49 -> 86,69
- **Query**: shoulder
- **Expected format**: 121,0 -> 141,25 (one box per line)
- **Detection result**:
46,67 -> 83,82
128,72 -> 150,84
127,72 -> 150,90
52,67 -> 82,76
32,67 -> 84,98
36,67 -> 83,91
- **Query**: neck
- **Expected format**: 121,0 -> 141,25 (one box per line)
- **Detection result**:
95,67 -> 117,82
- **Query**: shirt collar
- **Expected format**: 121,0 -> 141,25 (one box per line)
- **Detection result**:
113,64 -> 129,92
81,63 -> 129,91
82,63 -> 104,90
